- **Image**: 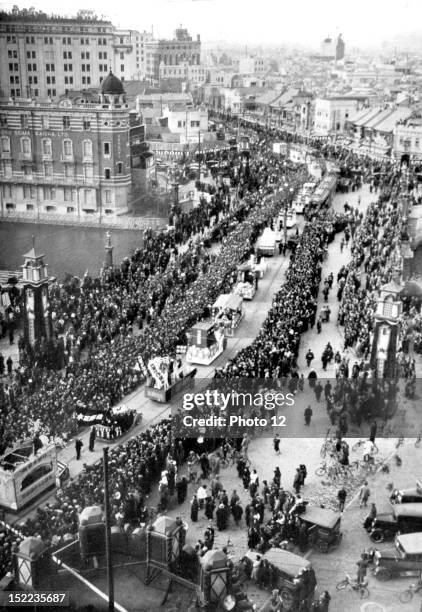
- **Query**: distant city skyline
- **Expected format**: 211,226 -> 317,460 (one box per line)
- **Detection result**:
1,0 -> 422,49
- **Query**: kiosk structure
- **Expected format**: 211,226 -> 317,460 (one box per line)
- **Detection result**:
186,322 -> 226,365
212,294 -> 243,337
0,443 -> 57,512
234,263 -> 258,300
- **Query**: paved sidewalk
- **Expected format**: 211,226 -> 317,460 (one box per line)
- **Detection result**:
297,184 -> 374,377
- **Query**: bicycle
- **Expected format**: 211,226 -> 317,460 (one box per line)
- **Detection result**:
395,436 -> 405,449
320,438 -> 337,459
336,573 -> 369,599
352,439 -> 379,454
399,580 -> 422,604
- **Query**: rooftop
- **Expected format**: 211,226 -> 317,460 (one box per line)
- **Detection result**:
0,8 -> 111,24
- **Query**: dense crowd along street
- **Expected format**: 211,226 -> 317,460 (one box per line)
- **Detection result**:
1,109 -> 422,612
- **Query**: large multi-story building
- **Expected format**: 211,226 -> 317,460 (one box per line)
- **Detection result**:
145,27 -> 201,82
0,8 -> 151,99
0,72 -> 140,218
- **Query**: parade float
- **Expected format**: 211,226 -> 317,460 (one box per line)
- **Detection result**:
256,227 -> 277,256
234,262 -> 258,300
144,355 -> 196,403
211,293 -> 243,337
186,321 -> 226,365
0,442 -> 57,512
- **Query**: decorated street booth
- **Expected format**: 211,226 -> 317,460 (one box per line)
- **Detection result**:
186,321 -> 226,365
246,548 -> 317,612
234,263 -> 258,300
257,228 -> 276,257
212,294 -> 243,337
144,355 -> 196,403
0,443 -> 57,512
297,505 -> 343,553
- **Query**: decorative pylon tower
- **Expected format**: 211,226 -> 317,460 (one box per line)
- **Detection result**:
21,238 -> 52,346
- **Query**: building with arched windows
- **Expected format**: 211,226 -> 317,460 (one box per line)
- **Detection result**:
0,72 -> 145,218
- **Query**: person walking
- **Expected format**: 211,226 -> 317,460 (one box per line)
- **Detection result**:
75,437 -> 83,460
305,349 -> 314,368
293,468 -> 302,495
88,425 -> 96,452
190,495 -> 199,522
273,433 -> 281,454
337,487 -> 347,512
6,356 -> 13,377
359,481 -> 371,508
304,405 -> 313,426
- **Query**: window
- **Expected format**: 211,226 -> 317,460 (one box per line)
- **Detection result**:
23,165 -> 33,178
103,142 -> 110,156
121,64 -> 125,72
104,168 -> 111,179
44,37 -> 53,44
26,204 -> 34,211
0,115 -> 7,127
83,189 -> 92,205
1,136 -> 11,153
63,139 -> 73,157
120,52 -> 124,60
62,116 -> 71,130
42,138 -> 52,156
117,162 -> 123,174
47,89 -> 56,98
105,190 -> 112,204
44,162 -> 53,177
65,164 -> 74,178
26,36 -> 35,44
83,140 -> 93,157
120,37 -> 124,44
34,89 -> 39,97
84,164 -> 93,179
46,76 -> 56,84
66,207 -> 75,213
21,137 -> 31,155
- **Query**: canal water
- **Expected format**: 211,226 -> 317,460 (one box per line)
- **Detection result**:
0,222 -> 145,279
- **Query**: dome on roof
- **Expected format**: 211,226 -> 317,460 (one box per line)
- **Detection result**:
101,71 -> 125,95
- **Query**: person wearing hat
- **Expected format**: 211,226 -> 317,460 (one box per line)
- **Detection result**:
216,503 -> 228,531
75,437 -> 83,460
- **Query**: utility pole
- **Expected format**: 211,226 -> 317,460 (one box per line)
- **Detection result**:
103,448 -> 114,612
198,130 -> 201,180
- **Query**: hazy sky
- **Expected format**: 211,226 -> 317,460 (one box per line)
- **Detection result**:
1,0 -> 421,47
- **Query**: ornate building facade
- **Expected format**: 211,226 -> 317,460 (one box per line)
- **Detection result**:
0,73 -> 139,218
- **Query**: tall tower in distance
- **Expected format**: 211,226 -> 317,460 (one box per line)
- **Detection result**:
336,34 -> 345,60
21,240 -> 52,346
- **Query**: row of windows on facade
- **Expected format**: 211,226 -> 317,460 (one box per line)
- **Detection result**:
0,115 -> 127,130
6,34 -> 110,45
2,184 -> 114,205
1,160 -> 123,181
398,136 -> 421,148
176,120 -> 201,128
10,64 -> 122,77
1,136 -> 122,162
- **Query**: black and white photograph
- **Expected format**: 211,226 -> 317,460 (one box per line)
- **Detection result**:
1,1 -> 422,610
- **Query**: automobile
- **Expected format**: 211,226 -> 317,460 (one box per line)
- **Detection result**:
373,533 -> 422,580
390,482 -> 422,504
369,503 -> 422,543
298,505 -> 343,553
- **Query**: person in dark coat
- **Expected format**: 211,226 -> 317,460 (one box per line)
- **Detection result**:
75,438 -> 83,460
273,434 -> 281,454
216,503 -> 228,530
232,500 -> 243,526
293,468 -> 301,495
204,523 -> 215,550
205,496 -> 215,520
6,356 -> 13,377
33,433 -> 43,456
88,425 -> 96,452
247,526 -> 260,549
299,464 -> 307,486
190,495 -> 199,522
176,477 -> 185,504
242,466 -> 251,490
304,406 -> 313,425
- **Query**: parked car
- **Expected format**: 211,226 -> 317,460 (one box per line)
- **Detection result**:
373,533 -> 422,580
390,482 -> 422,504
369,504 -> 422,543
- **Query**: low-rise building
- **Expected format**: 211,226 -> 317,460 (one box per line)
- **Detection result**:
313,94 -> 368,136
394,112 -> 422,160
